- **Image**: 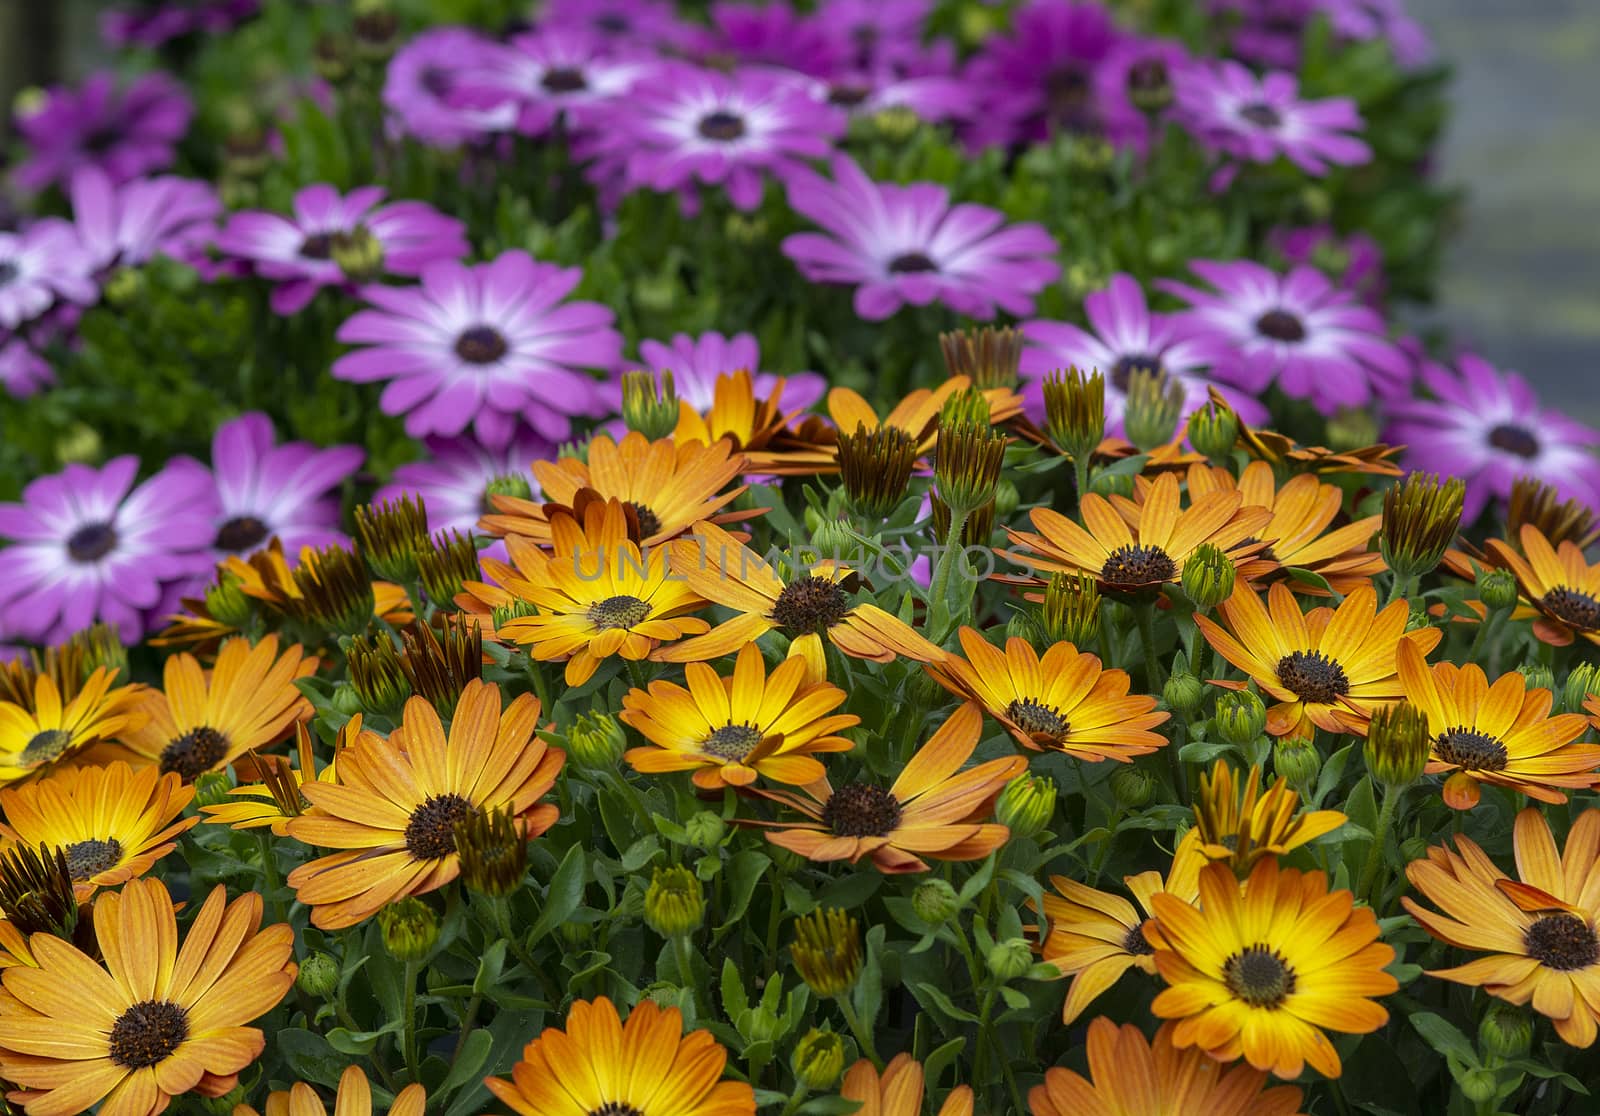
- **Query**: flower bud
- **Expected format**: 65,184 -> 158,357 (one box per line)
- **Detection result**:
1185,401 -> 1239,462
791,908 -> 863,997
622,370 -> 680,441
995,774 -> 1057,840
104,266 -> 144,307
791,1029 -> 848,1091
418,530 -> 482,609
1325,407 -> 1379,453
993,478 -> 1020,520
934,419 -> 1006,517
1214,689 -> 1267,747
809,516 -> 856,560
838,424 -> 918,519
455,808 -> 528,898
940,326 -> 1022,390
484,471 -> 533,505
379,897 -> 439,961
1110,765 -> 1155,808
54,422 -> 102,467
1180,544 -> 1236,610
684,811 -> 728,850
985,938 -> 1033,982
1041,367 -> 1105,463
1004,612 -> 1037,643
297,951 -> 341,998
400,615 -> 482,714
1520,661 -> 1555,695
1478,1001 -> 1533,1061
292,544 -> 376,637
1126,57 -> 1174,113
1477,567 -> 1519,612
0,845 -> 78,940
1123,369 -> 1185,452
1040,572 -> 1101,646
331,226 -> 386,282
1406,605 -> 1431,632
353,496 -> 429,585
353,0 -> 400,62
568,711 -> 628,770
870,104 -> 920,141
1508,476 -> 1598,549
911,878 -> 961,926
347,634 -> 412,717
644,865 -> 705,938
1273,736 -> 1320,789
1163,668 -> 1205,716
1563,663 -> 1599,715
192,771 -> 234,809
204,574 -> 254,629
1379,473 -> 1465,582
1458,1067 -> 1498,1105
1364,701 -> 1430,788
200,1084 -> 246,1115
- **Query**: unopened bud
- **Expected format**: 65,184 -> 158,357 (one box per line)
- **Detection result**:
1042,368 -> 1105,463
1123,369 -> 1185,452
621,370 -> 680,441
204,574 -> 254,628
1478,1001 -> 1533,1060
379,897 -> 439,961
791,908 -> 863,997
995,774 -> 1056,840
331,226 -> 385,282
1214,689 -> 1267,747
838,424 -> 918,519
644,865 -> 705,938
1380,473 -> 1465,582
1458,1067 -> 1497,1105
1040,572 -> 1101,646
684,811 -> 727,850
1163,668 -> 1205,716
940,326 -> 1022,390
1110,765 -> 1155,808
1273,735 -> 1320,789
911,878 -> 961,925
985,938 -> 1033,982
1563,663 -> 1600,715
1477,567 -> 1518,612
1185,401 -> 1239,462
791,1029 -> 848,1091
297,951 -> 341,998
1180,544 -> 1236,610
1520,661 -> 1555,695
192,771 -> 234,809
934,419 -> 1006,517
568,711 -> 627,769
1364,701 -> 1429,787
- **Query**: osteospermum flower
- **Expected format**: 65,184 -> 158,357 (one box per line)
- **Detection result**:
199,719 -> 349,836
486,997 -> 755,1116
621,642 -> 858,789
334,250 -> 621,446
1404,808 -> 1600,1048
0,220 -> 97,332
12,71 -> 192,192
1174,61 -> 1371,175
0,456 -> 218,644
1395,640 -> 1599,810
782,154 -> 1060,321
963,0 -> 1124,145
0,761 -> 195,899
235,1065 -> 424,1116
1483,525 -> 1600,648
376,430 -> 555,557
1386,353 -> 1600,524
0,333 -> 53,398
840,1053 -> 974,1116
1019,273 -> 1268,436
1191,763 -> 1346,875
1039,830 -> 1206,1024
0,668 -> 144,785
451,28 -> 652,139
287,681 -> 564,929
217,184 -> 467,315
635,330 -> 826,416
100,0 -> 258,48
792,55 -> 971,127
1161,260 -> 1410,412
1008,470 -> 1271,597
697,0 -> 843,75
0,877 -> 295,1116
382,27 -> 518,146
584,62 -> 844,211
68,168 -> 219,272
1148,859 -> 1397,1079
541,0 -> 695,49
112,635 -> 314,781
1197,583 -> 1441,739
929,627 -> 1169,760
1029,1018 -> 1308,1116
749,702 -> 1027,873
1093,37 -> 1194,153
817,0 -> 933,69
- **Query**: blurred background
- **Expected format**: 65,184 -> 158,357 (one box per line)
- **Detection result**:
3,0 -> 1596,418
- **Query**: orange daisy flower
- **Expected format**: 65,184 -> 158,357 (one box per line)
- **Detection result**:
839,1053 -> 973,1116
199,718 -> 356,836
233,1065 -> 425,1116
672,369 -> 796,453
1484,524 -> 1600,648
0,667 -> 146,785
1191,762 -> 1347,876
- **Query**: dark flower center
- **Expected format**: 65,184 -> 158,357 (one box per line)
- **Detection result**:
1238,101 -> 1283,129
404,793 -> 477,859
887,252 -> 939,274
1005,698 -> 1069,740
587,594 -> 651,630
1110,353 -> 1165,394
67,521 -> 119,563
828,83 -> 870,107
108,1000 -> 189,1068
1122,920 -> 1155,956
21,729 -> 73,766
1045,63 -> 1091,120
299,232 -> 335,260
698,111 -> 746,141
542,67 -> 588,93
420,66 -> 454,97
1275,650 -> 1350,704
626,501 -> 661,538
64,837 -> 124,880
1433,726 -> 1509,772
1541,586 -> 1600,631
214,515 -> 270,553
1487,424 -> 1540,459
1100,544 -> 1178,587
1127,59 -> 1172,97
1223,945 -> 1296,1006
0,261 -> 17,287
591,1105 -> 645,1116
84,126 -> 122,154
822,783 -> 903,838
771,575 -> 851,634
160,726 -> 232,781
1255,309 -> 1307,342
1524,913 -> 1599,972
594,13 -> 629,33
455,325 -> 509,365
704,722 -> 764,760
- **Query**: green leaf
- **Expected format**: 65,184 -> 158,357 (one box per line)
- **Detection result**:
999,986 -> 1031,1010
909,981 -> 980,1025
442,1010 -> 540,1116
528,843 -> 588,945
720,957 -> 750,1022
957,853 -> 997,904
472,940 -> 507,996
275,1028 -> 345,1087
715,851 -> 772,935
1408,1012 -> 1479,1068
798,1098 -> 866,1115
1178,738 -> 1236,764
921,1036 -> 967,1091
1500,1058 -> 1589,1093
436,1028 -> 494,1098
620,836 -> 661,872
815,871 -> 882,912
1284,567 -> 1337,597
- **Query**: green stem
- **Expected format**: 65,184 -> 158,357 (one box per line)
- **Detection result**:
972,988 -> 998,1092
779,1082 -> 810,1116
1135,601 -> 1165,694
1071,455 -> 1092,518
451,993 -> 482,1062
1357,782 -> 1403,906
1384,572 -> 1413,607
927,510 -> 972,643
255,832 -> 287,926
672,934 -> 704,1015
401,959 -> 421,1082
525,654 -> 553,714
764,868 -> 786,981
607,769 -> 656,837
836,994 -> 881,1069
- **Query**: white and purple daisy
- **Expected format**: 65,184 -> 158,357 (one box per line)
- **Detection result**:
1160,259 -> 1411,413
583,63 -> 845,212
333,250 -> 622,447
695,1 -> 844,77
12,72 -> 192,193
383,27 -> 519,147
376,430 -> 556,558
0,456 -> 218,644
1092,37 -> 1194,154
1020,273 -> 1269,436
1271,224 -> 1386,309
69,168 -> 220,272
100,0 -> 258,48
636,330 -> 827,414
1174,60 -> 1370,176
1315,0 -> 1433,68
452,28 -> 652,140
791,43 -> 970,125
0,333 -> 52,399
0,220 -> 98,332
1210,0 -> 1314,70
216,184 -> 468,315
539,0 -> 696,50
1385,354 -> 1600,524
781,153 -> 1060,321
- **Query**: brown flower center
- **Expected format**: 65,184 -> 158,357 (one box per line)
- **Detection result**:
626,501 -> 661,538
822,783 -> 902,838
160,726 -> 232,781
828,83 -> 869,107
1238,101 -> 1283,129
1005,698 -> 1069,740
698,111 -> 746,141
1100,544 -> 1178,587
1122,920 -> 1155,956
704,723 -> 764,761
299,232 -> 335,260
1433,726 -> 1509,772
1541,586 -> 1600,631
771,575 -> 850,634
404,793 -> 477,860
108,1000 -> 189,1068
1275,650 -> 1350,704
587,594 -> 651,630
1223,945 -> 1296,1007
65,837 -> 124,880
591,1105 -> 645,1116
66,521 -> 118,563
214,514 -> 270,553
21,729 -> 72,766
1524,913 -> 1599,972
887,252 -> 939,274
455,325 -> 509,365
1255,309 -> 1306,342
541,67 -> 588,93
1487,424 -> 1540,459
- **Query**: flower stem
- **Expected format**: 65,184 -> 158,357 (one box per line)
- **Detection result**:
1384,572 -> 1413,607
672,934 -> 705,1015
401,959 -> 421,1082
1071,456 -> 1091,518
836,994 -> 881,1070
927,510 -> 972,643
1358,782 -> 1402,906
1135,601 -> 1165,693
255,831 -> 287,926
524,654 -> 553,715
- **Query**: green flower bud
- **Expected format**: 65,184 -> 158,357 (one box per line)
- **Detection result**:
621,369 -> 680,441
995,774 -> 1057,840
297,951 -> 341,998
1380,473 -> 1465,583
1214,690 -> 1267,747
684,811 -> 728,850
1163,669 -> 1205,716
1123,369 -> 1185,452
1041,368 -> 1104,463
379,897 -> 439,961
1004,612 -> 1038,642
644,865 -> 705,938
352,0 -> 399,62
1520,661 -> 1555,695
1273,736 -> 1320,789
839,424 -> 918,519
911,878 -> 961,926
871,105 -> 920,141
1325,407 -> 1380,453
353,497 -> 429,585
1399,835 -> 1430,864
568,711 -> 628,770
204,574 -> 254,628
724,212 -> 768,244
199,1084 -> 247,1115
1040,572 -> 1101,646
1475,567 -> 1518,612
417,529 -> 482,609
992,478 -> 1020,520
1406,606 -> 1431,632
192,771 -> 234,809
1478,1001 -> 1534,1060
1364,701 -> 1430,788
809,516 -> 856,560
940,326 -> 1021,390
1185,401 -> 1239,462
331,681 -> 370,718
347,634 -> 411,717
103,267 -> 144,307
1563,663 -> 1599,714
484,471 -> 533,506
1457,1067 -> 1498,1105
934,418 -> 1005,517
985,938 -> 1033,982
54,422 -> 103,466
791,908 -> 863,998
791,1029 -> 848,1091
331,226 -> 386,282
1180,544 -> 1236,610
292,544 -> 376,637
455,808 -> 528,898
1110,765 -> 1155,808
642,981 -> 688,1010
1089,470 -> 1134,499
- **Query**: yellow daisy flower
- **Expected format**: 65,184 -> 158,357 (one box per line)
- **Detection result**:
0,668 -> 145,785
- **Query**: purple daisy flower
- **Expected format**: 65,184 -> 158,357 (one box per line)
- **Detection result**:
1092,37 -> 1194,154
1314,0 -> 1433,67
695,1 -> 844,77
0,456 -> 218,644
383,27 -> 520,147
963,0 -> 1125,147
1271,224 -> 1385,309
1174,61 -> 1370,176
101,0 -> 259,48
376,430 -> 556,559
539,0 -> 696,50
1386,355 -> 1600,523
333,250 -> 622,447
12,72 -> 192,193
1020,273 -> 1269,436
781,153 -> 1060,321
205,413 -> 364,559
636,330 -> 827,413
583,63 -> 845,212
792,43 -> 970,125
69,168 -> 220,272
452,28 -> 652,139
216,184 -> 468,315
0,333 -> 52,399
0,220 -> 98,332
1210,0 -> 1315,69
1160,259 -> 1411,413
817,0 -> 933,69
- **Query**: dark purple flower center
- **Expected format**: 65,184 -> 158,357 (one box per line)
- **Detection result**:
828,83 -> 870,107
160,726 -> 232,781
1433,726 -> 1509,772
822,783 -> 902,837
455,326 -> 509,365
703,723 -> 763,760
1525,913 -> 1599,971
887,252 -> 939,274
1005,698 -> 1069,740
405,792 -> 477,859
1275,650 -> 1349,704
0,261 -> 17,287
83,125 -> 123,155
1223,945 -> 1296,1006
1238,101 -> 1283,129
771,575 -> 850,633
109,1000 -> 189,1069
626,501 -> 661,538
420,66 -> 455,98
1542,586 -> 1600,631
67,522 -> 119,563
214,515 -> 270,553
594,13 -> 629,33
1255,309 -> 1307,342
698,111 -> 747,141
65,837 -> 124,881
1487,424 -> 1540,459
1100,544 -> 1177,588
1122,919 -> 1155,956
1127,59 -> 1172,98
1111,353 -> 1165,393
542,67 -> 588,94
300,233 -> 335,260
1045,64 -> 1091,115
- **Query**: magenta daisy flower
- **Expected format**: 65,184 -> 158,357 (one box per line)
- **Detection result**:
781,153 -> 1060,321
695,1 -> 844,77
451,28 -> 652,139
1210,0 -> 1314,69
1385,354 -> 1600,523
1270,224 -> 1385,309
1020,273 -> 1269,436
216,184 -> 468,315
12,72 -> 191,193
0,334 -> 52,399
539,0 -> 696,50
1314,0 -> 1433,67
100,0 -> 258,47
583,63 -> 845,212
376,430 -> 555,559
383,27 -> 519,147
333,250 -> 622,447
69,168 -> 220,272
205,413 -> 364,558
0,221 -> 98,332
0,457 -> 218,644
792,45 -> 970,125
1160,259 -> 1410,413
817,0 -> 934,69
1092,37 -> 1194,153
1174,60 -> 1370,176
636,330 -> 826,414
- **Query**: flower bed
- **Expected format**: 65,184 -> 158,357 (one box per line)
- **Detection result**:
1,1 -> 1597,1114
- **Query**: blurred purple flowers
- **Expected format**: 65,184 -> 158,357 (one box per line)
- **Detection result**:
12,72 -> 192,193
